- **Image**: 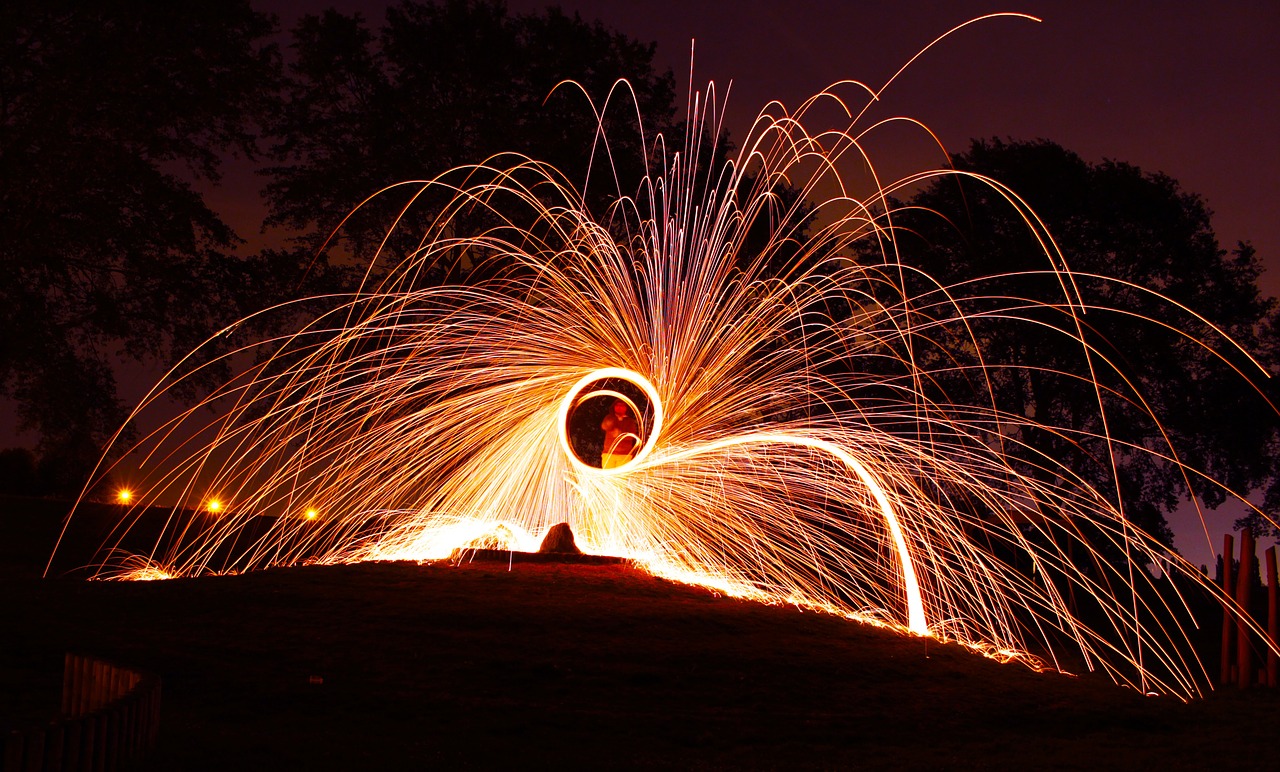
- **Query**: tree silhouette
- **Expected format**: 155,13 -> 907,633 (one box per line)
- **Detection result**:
262,0 -> 678,282
0,1 -> 682,491
875,138 -> 1280,545
0,1 -> 281,490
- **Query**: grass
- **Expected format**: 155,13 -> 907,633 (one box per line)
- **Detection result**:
3,497 -> 1278,769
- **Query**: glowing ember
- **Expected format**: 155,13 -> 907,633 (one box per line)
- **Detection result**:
99,555 -> 176,582
54,15 -> 1278,699
116,489 -> 132,505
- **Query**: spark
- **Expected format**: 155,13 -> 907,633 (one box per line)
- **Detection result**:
55,17 -> 1278,700
96,554 -> 176,582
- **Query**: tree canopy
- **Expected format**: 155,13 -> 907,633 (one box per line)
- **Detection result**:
878,138 -> 1280,544
1,0 -> 681,491
0,0 -> 280,490
262,0 -> 678,274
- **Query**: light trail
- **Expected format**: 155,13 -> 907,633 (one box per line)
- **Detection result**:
53,17 -> 1279,699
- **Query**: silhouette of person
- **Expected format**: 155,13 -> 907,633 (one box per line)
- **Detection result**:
600,399 -> 640,469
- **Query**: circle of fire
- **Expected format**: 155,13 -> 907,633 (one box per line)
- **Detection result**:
557,367 -> 663,475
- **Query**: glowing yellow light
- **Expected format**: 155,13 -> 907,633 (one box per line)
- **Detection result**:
116,489 -> 132,505
305,509 -> 318,520
557,368 -> 663,476
119,565 -> 174,582
206,499 -> 222,514
104,555 -> 176,582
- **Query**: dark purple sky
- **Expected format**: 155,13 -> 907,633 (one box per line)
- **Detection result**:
247,0 -> 1279,292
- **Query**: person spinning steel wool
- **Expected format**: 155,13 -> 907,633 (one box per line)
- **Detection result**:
600,399 -> 640,468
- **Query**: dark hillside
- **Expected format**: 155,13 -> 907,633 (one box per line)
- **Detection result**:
2,501 -> 1276,769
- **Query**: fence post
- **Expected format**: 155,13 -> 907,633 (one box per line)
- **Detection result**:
62,719 -> 82,772
121,695 -> 135,760
93,660 -> 110,715
106,707 -> 120,771
1236,528 -> 1255,689
1221,533 -> 1235,685
19,728 -> 43,772
62,653 -> 76,716
1267,545 -> 1278,689
74,656 -> 89,717
149,681 -> 162,747
3,731 -> 22,772
91,711 -> 106,772
43,723 -> 64,772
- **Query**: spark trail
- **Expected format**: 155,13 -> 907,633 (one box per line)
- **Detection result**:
56,16 -> 1277,699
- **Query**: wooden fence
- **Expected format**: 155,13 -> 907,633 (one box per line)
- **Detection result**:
2,654 -> 160,771
1219,531 -> 1279,688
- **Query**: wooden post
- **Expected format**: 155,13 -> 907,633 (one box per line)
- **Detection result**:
150,680 -> 162,748
20,729 -> 43,772
92,712 -> 106,772
61,719 -> 81,772
92,660 -> 109,713
129,695 -> 141,758
2,731 -> 23,772
77,656 -> 94,716
43,723 -> 64,772
78,716 -> 94,772
71,656 -> 85,717
106,708 -> 120,771
62,653 -> 76,716
83,659 -> 95,715
120,696 -> 133,760
1267,545 -> 1278,688
1221,533 -> 1235,685
78,717 -> 94,772
1236,528 -> 1255,689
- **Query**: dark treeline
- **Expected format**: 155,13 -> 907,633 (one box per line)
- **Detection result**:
864,139 -> 1280,545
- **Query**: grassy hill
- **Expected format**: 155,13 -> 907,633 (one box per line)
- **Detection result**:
3,499 -> 1278,769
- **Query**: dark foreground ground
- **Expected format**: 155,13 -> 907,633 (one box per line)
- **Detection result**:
3,499 -> 1278,770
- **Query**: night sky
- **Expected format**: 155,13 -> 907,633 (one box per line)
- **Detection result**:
244,1 -> 1278,291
